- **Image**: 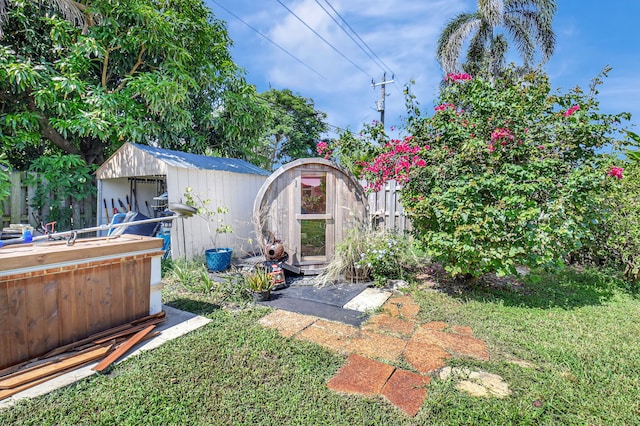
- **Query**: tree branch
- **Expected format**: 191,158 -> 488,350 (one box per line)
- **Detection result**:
37,114 -> 81,156
102,49 -> 109,87
114,46 -> 146,92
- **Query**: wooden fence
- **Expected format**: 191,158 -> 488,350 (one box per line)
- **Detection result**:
1,171 -> 96,233
2,170 -> 406,237
365,180 -> 412,233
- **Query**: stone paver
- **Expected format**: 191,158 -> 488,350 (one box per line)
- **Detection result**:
259,291 -> 506,417
402,340 -> 451,374
343,288 -> 392,312
295,319 -> 358,353
439,367 -> 511,398
412,326 -> 490,360
422,321 -> 448,331
449,325 -> 474,336
382,295 -> 421,318
327,354 -> 395,396
258,310 -> 317,337
362,314 -> 416,338
381,369 -> 431,417
345,330 -> 407,362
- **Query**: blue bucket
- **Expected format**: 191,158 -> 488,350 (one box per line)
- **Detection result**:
205,248 -> 233,272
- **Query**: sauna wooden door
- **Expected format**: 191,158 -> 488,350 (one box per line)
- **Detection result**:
294,170 -> 335,270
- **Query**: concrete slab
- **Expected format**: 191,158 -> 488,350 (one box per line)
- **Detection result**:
0,305 -> 211,409
343,288 -> 392,312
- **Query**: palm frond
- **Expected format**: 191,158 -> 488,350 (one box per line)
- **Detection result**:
479,0 -> 505,26
437,13 -> 481,74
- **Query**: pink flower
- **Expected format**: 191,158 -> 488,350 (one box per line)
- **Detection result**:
490,127 -> 514,143
316,141 -> 332,158
487,144 -> 495,153
607,166 -> 624,179
445,73 -> 472,82
434,103 -> 456,112
537,145 -> 544,149
563,105 -> 580,117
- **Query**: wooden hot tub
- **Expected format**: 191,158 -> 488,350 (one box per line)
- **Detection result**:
0,234 -> 164,370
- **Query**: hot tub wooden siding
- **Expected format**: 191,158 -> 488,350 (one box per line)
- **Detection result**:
0,235 -> 163,370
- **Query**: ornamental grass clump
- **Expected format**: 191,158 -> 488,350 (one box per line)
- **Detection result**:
361,66 -> 632,278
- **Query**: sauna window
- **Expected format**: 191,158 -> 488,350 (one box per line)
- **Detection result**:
300,219 -> 326,257
301,175 -> 326,214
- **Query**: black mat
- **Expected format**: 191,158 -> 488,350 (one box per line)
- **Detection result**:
257,281 -> 371,327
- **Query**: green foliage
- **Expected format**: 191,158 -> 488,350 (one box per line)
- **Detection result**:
331,121 -> 386,177
257,88 -> 328,170
321,227 -> 422,286
243,267 -> 273,292
24,153 -> 95,229
436,0 -> 557,76
363,68 -> 631,278
0,0 -> 265,167
356,231 -> 417,286
0,152 -> 10,201
595,159 -> 640,284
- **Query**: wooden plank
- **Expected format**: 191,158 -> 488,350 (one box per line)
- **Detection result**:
72,268 -> 89,344
92,325 -> 155,372
38,311 -> 163,359
0,343 -> 110,381
7,282 -> 29,368
0,359 -> 97,401
99,258 -> 113,333
0,345 -> 112,389
0,281 -> 12,369
42,276 -> 60,354
24,273 -> 45,360
0,236 -> 163,272
55,267 -> 75,349
121,258 -> 136,322
92,319 -> 164,344
42,323 -> 133,358
109,259 -> 125,332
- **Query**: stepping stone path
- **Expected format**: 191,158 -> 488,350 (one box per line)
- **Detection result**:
259,293 -> 512,417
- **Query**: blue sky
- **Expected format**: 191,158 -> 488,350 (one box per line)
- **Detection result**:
206,0 -> 640,140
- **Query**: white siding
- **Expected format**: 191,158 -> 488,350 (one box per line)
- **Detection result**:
168,166 -> 265,259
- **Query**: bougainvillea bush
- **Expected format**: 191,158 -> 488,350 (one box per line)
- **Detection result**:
362,68 -> 631,278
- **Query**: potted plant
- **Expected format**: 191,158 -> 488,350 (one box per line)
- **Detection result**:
318,226 -> 372,284
184,187 -> 234,272
244,267 -> 273,302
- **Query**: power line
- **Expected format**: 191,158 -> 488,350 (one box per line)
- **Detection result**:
319,0 -> 395,77
312,0 -> 385,75
275,0 -> 372,79
209,0 -> 326,79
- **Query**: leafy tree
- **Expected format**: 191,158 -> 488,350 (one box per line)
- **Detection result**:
361,68 -> 631,278
25,154 -> 95,229
436,0 -> 556,77
257,88 -> 328,170
0,152 -> 9,202
0,0 -> 266,168
0,0 -> 89,37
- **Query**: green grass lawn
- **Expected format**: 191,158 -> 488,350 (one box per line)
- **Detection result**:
1,266 -> 639,425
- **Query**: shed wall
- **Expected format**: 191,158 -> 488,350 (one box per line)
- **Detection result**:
167,166 -> 265,259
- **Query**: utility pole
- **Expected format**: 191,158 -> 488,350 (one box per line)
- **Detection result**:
371,72 -> 394,127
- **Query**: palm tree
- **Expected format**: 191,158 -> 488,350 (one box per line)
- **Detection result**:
0,0 -> 90,37
436,0 -> 557,77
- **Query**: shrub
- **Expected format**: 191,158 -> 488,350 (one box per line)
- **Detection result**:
362,67 -> 631,278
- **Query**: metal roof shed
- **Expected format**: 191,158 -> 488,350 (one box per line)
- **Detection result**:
96,143 -> 269,259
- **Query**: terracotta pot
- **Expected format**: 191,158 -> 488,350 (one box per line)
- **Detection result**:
265,242 -> 285,260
